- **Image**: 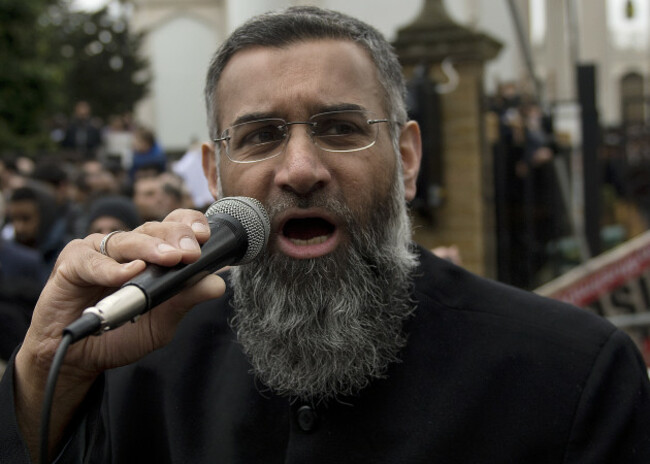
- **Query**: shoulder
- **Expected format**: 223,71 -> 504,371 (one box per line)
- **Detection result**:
412,245 -> 619,354
402,247 -> 650,460
0,239 -> 41,264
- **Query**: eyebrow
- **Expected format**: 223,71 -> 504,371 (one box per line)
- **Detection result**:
317,102 -> 365,113
228,103 -> 367,127
230,112 -> 279,127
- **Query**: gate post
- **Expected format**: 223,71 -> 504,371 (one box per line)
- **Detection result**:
393,0 -> 502,277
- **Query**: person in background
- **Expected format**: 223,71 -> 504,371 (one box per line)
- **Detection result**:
85,195 -> 141,235
6,184 -> 67,272
31,160 -> 81,243
102,114 -> 135,170
129,126 -> 166,182
0,157 -> 30,197
173,142 -> 215,211
73,160 -> 121,202
159,172 -> 194,211
61,101 -> 102,160
67,160 -> 122,238
131,175 -> 167,222
0,196 -> 46,379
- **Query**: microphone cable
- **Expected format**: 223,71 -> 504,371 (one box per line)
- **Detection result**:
39,313 -> 101,464
39,332 -> 72,464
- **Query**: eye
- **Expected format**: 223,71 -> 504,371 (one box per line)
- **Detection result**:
314,118 -> 363,137
237,124 -> 285,148
228,120 -> 287,162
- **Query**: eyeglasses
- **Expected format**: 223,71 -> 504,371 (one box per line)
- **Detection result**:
213,110 -> 393,164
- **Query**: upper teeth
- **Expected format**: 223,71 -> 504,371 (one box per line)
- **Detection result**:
289,236 -> 328,246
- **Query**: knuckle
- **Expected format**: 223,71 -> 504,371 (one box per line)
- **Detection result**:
138,221 -> 162,234
165,208 -> 205,223
137,220 -> 195,243
51,238 -> 94,277
60,238 -> 91,259
165,221 -> 194,236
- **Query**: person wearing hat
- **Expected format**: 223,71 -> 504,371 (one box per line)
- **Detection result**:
85,195 -> 142,235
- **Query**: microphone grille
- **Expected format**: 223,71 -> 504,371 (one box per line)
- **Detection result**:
205,196 -> 270,264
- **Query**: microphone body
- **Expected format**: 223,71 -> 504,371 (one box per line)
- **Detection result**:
64,197 -> 270,342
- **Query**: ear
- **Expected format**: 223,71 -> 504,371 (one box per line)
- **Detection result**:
399,120 -> 422,202
202,142 -> 220,199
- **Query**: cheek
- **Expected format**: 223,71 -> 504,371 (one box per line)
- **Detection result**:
339,155 -> 395,210
219,162 -> 274,198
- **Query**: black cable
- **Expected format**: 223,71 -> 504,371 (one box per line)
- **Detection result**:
39,332 -> 73,464
37,313 -> 101,464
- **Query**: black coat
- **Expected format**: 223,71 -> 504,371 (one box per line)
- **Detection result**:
2,247 -> 650,462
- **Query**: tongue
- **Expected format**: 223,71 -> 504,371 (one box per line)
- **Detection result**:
284,218 -> 333,240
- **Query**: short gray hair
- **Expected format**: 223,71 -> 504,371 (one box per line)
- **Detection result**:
204,6 -> 407,141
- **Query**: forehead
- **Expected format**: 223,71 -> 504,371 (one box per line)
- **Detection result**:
92,216 -> 124,227
216,39 -> 384,126
135,178 -> 160,191
8,200 -> 38,216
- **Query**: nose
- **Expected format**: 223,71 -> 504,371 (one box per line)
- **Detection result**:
273,124 -> 332,196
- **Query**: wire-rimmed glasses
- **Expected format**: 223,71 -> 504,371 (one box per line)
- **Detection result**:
213,110 -> 393,164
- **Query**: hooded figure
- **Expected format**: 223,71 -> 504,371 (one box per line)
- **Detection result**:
85,195 -> 142,235
7,183 -> 68,271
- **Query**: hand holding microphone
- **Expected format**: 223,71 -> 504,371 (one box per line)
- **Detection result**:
17,197 -> 269,398
65,196 -> 270,342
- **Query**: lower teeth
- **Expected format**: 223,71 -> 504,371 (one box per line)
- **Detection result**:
289,235 -> 328,246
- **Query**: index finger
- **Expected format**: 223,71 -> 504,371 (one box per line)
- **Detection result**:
163,208 -> 211,243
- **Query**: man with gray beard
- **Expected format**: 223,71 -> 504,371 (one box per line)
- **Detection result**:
231,181 -> 416,400
1,6 -> 649,464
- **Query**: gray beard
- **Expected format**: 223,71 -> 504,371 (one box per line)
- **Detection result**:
229,177 -> 418,401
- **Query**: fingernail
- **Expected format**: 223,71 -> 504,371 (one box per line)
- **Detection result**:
192,222 -> 209,234
158,243 -> 176,253
180,237 -> 199,251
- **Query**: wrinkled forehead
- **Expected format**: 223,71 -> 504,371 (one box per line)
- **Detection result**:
214,39 -> 385,128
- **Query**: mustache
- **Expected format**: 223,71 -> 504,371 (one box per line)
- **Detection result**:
264,190 -> 350,216
263,190 -> 359,245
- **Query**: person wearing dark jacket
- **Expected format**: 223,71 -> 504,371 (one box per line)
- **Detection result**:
1,7 -> 649,464
6,184 -> 68,273
84,195 -> 141,235
60,101 -> 102,159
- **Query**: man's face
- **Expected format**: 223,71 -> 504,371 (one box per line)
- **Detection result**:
133,177 -> 165,221
202,39 -> 422,400
204,39 -> 420,259
82,161 -> 116,195
8,200 -> 40,247
74,101 -> 91,120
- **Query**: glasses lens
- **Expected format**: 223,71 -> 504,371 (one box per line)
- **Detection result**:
311,111 -> 377,152
228,119 -> 286,162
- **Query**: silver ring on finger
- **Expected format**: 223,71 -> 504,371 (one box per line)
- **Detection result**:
99,230 -> 124,257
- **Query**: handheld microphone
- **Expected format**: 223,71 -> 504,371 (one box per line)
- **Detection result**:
64,196 -> 270,342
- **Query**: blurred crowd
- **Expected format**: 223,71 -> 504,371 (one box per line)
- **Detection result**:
488,81 -> 650,289
487,82 -> 569,289
0,101 -> 214,369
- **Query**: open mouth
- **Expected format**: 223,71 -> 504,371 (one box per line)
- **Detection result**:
282,217 -> 335,246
